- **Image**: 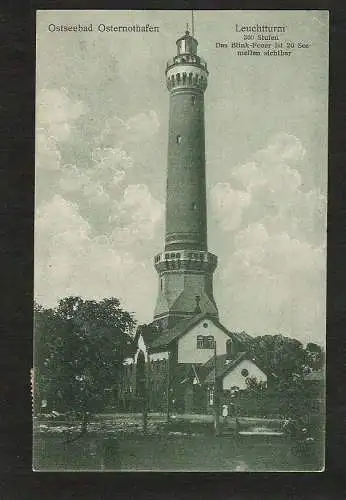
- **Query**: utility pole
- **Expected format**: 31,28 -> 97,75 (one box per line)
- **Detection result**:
166,351 -> 171,423
213,339 -> 220,436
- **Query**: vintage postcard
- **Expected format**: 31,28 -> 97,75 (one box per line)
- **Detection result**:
33,10 -> 328,471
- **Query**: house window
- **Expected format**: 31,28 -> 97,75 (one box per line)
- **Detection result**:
206,336 -> 215,349
203,322 -> 208,328
176,135 -> 182,144
241,368 -> 249,377
197,335 -> 215,349
197,335 -> 204,349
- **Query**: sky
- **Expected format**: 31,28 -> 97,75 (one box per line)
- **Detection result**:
35,10 -> 328,345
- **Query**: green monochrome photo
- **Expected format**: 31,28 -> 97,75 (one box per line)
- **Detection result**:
34,10 -> 328,471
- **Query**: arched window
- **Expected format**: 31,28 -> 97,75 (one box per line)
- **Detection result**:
206,336 -> 215,349
176,135 -> 182,144
191,95 -> 196,105
197,335 -> 204,349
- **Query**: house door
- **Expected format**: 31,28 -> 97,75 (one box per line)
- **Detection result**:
193,384 -> 206,413
184,385 -> 194,414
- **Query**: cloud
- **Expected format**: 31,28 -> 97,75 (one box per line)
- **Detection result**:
211,133 -> 326,344
36,88 -> 86,142
125,110 -> 160,143
58,146 -> 133,203
35,195 -> 156,322
35,87 -> 164,316
257,132 -> 306,165
219,223 -> 325,343
110,184 -> 164,244
210,183 -> 251,231
35,133 -> 61,172
97,110 -> 160,149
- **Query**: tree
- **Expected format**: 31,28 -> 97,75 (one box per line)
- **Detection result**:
247,334 -> 322,385
34,296 -> 136,434
305,342 -> 324,371
245,376 -> 267,392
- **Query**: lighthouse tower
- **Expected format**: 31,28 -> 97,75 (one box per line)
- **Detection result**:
153,29 -> 219,329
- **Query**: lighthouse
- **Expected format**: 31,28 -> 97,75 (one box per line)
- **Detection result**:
153,29 -> 219,329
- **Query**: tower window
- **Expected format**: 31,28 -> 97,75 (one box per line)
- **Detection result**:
191,201 -> 197,210
192,95 -> 196,105
160,278 -> 163,290
176,135 -> 182,144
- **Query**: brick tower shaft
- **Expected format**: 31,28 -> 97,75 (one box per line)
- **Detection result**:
153,30 -> 218,329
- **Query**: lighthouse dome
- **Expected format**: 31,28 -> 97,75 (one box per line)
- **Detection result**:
176,30 -> 198,55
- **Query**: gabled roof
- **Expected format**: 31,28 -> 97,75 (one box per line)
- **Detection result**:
149,313 -> 252,352
204,352 -> 247,383
150,314 -> 204,351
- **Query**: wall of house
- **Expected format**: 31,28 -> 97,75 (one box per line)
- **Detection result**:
177,319 -> 231,364
222,359 -> 267,391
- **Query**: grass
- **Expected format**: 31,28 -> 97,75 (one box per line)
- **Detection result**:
33,413 -> 324,471
33,431 -> 323,472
